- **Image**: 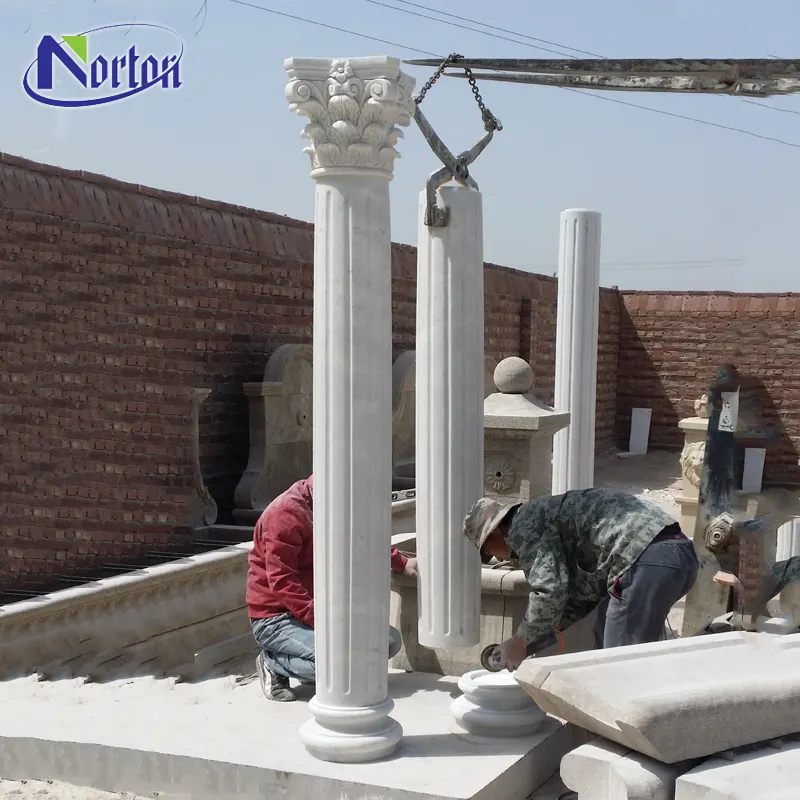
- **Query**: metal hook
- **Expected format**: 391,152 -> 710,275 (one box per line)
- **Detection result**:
414,105 -> 499,227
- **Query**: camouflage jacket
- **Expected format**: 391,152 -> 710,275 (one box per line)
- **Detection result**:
506,488 -> 677,648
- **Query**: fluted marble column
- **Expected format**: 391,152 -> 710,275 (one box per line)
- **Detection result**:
416,185 -> 483,648
551,209 -> 602,494
285,56 -> 415,763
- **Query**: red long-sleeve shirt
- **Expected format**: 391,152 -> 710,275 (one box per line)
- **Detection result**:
245,475 -> 409,627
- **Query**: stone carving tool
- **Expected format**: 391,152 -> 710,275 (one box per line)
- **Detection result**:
480,643 -> 504,672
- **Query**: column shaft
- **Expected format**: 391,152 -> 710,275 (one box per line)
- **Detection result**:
552,209 -> 602,494
777,519 -> 800,562
311,175 -> 393,707
285,54 -> 414,764
415,185 -> 482,648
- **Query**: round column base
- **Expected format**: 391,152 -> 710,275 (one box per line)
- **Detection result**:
299,696 -> 403,763
450,669 -> 546,738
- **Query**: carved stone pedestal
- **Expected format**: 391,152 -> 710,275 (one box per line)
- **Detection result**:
678,409 -> 732,636
483,357 -> 570,502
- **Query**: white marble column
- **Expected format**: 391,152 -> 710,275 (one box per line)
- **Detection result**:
415,185 -> 483,648
775,518 -> 800,625
776,519 -> 800,562
285,56 -> 415,763
551,209 -> 602,494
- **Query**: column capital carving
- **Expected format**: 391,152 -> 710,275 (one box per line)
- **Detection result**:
285,56 -> 416,177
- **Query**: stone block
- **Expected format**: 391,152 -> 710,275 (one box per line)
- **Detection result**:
561,738 -> 683,800
675,738 -> 800,799
515,631 -> 800,764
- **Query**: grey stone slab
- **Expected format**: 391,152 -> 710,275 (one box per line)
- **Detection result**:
675,739 -> 800,799
515,631 -> 800,763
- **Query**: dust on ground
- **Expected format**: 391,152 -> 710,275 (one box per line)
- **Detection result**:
0,780 -> 157,800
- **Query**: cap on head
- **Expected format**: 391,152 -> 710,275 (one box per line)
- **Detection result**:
462,497 -> 521,554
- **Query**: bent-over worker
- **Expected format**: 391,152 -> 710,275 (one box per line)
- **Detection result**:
463,487 -> 699,671
246,475 -> 417,701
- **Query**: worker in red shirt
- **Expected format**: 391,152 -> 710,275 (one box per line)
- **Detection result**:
246,475 -> 418,701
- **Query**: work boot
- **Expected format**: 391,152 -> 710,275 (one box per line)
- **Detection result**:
256,652 -> 296,702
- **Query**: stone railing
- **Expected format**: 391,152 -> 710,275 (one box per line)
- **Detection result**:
0,543 -> 252,680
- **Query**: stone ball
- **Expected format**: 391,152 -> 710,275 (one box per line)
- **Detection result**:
494,357 -> 533,394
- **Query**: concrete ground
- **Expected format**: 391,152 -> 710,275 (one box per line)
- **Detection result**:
0,780 -> 155,800
0,774 -> 570,800
1,450 -> 682,800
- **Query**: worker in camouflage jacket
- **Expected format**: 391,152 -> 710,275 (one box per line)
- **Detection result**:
462,487 -> 699,671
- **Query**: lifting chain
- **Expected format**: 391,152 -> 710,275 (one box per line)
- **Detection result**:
414,52 -> 502,133
412,53 -> 503,227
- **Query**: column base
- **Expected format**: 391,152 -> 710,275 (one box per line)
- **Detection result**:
299,697 -> 403,763
450,669 -> 546,738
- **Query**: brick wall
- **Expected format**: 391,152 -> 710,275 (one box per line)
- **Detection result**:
617,291 -> 800,487
1,153 -> 620,589
617,290 -> 800,592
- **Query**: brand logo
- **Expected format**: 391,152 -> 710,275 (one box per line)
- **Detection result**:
23,23 -> 183,108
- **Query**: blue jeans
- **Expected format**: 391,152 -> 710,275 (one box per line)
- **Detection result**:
251,613 -> 403,683
594,526 -> 699,649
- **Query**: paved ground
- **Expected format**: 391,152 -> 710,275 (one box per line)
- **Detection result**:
0,775 -> 572,800
0,781 -> 157,800
0,777 -> 574,800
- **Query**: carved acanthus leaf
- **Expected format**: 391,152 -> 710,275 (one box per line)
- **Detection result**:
286,58 -> 415,174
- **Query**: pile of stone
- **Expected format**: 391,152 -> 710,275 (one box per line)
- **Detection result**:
514,630 -> 800,799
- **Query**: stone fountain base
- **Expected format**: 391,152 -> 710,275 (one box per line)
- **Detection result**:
390,536 -> 598,677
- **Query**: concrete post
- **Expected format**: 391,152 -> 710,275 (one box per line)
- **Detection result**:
285,55 -> 415,764
415,184 -> 483,648
551,209 -> 602,494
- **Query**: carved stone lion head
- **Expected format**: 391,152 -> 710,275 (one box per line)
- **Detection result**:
680,441 -> 705,488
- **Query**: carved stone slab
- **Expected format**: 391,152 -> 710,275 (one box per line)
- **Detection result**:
515,631 -> 800,764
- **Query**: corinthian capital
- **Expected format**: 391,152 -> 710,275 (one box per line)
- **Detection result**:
285,56 -> 416,177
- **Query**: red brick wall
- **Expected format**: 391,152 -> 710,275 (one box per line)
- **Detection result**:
1,153 -> 620,589
617,291 -> 800,487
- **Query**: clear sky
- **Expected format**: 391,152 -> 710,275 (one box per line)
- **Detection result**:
1,0 -> 799,291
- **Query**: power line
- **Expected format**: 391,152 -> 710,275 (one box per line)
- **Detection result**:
384,0 -> 604,58
515,258 -> 742,273
229,0 -> 800,150
362,0 -> 582,59
565,89 -> 800,149
602,261 -> 742,273
228,0 -> 439,56
364,0 -> 800,148
739,98 -> 800,117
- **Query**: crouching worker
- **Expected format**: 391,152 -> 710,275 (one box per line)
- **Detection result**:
463,487 -> 699,672
246,475 -> 417,701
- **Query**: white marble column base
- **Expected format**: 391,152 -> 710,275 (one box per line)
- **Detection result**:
450,669 -> 545,737
299,697 -> 403,763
